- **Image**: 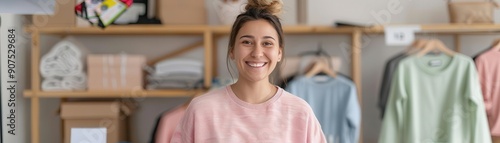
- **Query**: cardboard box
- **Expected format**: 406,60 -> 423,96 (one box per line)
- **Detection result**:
156,0 -> 207,25
87,54 -> 146,91
32,0 -> 76,27
61,101 -> 132,143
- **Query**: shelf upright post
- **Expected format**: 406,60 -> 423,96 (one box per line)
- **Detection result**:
204,30 -> 213,88
352,29 -> 363,143
30,28 -> 41,143
454,34 -> 461,52
212,35 -> 220,78
351,29 -> 362,101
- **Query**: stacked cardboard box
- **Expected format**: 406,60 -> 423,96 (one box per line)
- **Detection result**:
61,101 -> 132,143
87,54 -> 146,91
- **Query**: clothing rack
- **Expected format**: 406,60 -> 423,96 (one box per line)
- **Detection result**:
23,24 -> 500,143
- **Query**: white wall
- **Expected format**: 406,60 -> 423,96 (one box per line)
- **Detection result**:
0,14 -> 31,143
6,0 -> 500,143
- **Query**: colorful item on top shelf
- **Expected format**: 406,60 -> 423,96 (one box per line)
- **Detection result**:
75,0 -> 133,28
87,54 -> 145,91
40,37 -> 89,91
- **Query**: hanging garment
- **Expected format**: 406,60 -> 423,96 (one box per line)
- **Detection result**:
378,53 -> 408,118
475,48 -> 500,136
155,105 -> 187,143
170,86 -> 327,143
380,54 -> 491,143
286,75 -> 360,143
149,106 -> 182,143
473,46 -> 492,61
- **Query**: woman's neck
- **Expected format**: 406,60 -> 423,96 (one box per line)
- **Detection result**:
231,78 -> 277,104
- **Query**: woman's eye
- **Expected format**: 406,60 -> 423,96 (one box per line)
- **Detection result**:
242,40 -> 252,45
263,42 -> 273,46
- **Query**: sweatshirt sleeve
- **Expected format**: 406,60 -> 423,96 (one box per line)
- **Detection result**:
170,107 -> 194,143
467,60 -> 492,143
379,66 -> 407,143
306,107 -> 328,143
346,84 -> 361,143
155,113 -> 170,143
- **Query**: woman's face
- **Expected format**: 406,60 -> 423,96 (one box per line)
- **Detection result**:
230,19 -> 282,83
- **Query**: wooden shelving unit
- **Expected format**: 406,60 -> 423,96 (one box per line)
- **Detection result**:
24,24 -> 500,143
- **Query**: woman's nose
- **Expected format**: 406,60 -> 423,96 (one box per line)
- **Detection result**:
251,45 -> 264,58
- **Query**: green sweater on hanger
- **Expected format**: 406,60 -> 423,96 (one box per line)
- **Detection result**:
379,53 -> 491,143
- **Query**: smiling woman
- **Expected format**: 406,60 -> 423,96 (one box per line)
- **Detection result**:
169,0 -> 327,142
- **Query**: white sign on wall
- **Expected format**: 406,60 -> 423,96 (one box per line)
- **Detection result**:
384,25 -> 421,46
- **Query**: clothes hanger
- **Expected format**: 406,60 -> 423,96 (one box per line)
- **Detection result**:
406,39 -> 428,55
305,60 -> 337,78
416,39 -> 456,57
301,42 -> 337,78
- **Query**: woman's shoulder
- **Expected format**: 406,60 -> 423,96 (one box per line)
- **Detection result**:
278,89 -> 315,113
183,87 -> 228,112
186,86 -> 229,109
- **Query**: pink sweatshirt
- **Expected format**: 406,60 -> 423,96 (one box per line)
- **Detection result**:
170,86 -> 327,143
476,48 -> 500,136
156,105 -> 187,143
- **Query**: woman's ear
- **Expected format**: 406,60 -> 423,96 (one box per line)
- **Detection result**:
229,48 -> 235,60
278,47 -> 283,62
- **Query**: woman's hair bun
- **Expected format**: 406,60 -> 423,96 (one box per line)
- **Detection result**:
245,0 -> 283,16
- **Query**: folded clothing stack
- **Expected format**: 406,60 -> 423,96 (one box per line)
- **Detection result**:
40,37 -> 88,91
147,59 -> 203,90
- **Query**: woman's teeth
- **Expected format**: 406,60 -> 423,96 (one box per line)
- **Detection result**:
246,62 -> 267,67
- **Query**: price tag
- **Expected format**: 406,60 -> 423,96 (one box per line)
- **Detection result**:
384,25 -> 421,46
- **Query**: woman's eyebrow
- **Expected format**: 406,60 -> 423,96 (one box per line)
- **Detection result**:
263,36 -> 276,41
240,35 -> 254,39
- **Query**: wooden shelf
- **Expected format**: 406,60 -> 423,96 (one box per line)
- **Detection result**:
24,89 -> 204,98
28,25 -> 371,35
371,24 -> 500,34
27,25 -> 210,35
27,24 -> 500,36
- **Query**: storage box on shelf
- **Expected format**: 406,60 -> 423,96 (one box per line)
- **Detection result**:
87,54 -> 146,91
156,0 -> 207,25
32,0 -> 76,27
61,101 -> 132,143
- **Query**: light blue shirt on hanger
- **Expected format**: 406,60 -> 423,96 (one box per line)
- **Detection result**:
286,75 -> 361,143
